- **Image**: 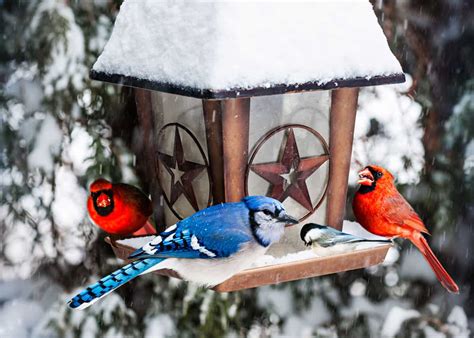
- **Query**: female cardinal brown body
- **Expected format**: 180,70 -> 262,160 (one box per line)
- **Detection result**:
352,165 -> 459,294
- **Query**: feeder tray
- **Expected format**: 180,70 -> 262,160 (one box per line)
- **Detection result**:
105,236 -> 391,292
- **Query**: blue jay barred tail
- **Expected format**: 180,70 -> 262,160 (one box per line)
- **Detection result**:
68,257 -> 163,310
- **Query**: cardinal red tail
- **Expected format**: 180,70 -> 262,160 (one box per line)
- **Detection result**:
410,234 -> 459,294
132,220 -> 157,236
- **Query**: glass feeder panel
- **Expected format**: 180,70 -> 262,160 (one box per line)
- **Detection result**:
248,92 -> 330,255
151,92 -> 211,225
150,91 -> 330,255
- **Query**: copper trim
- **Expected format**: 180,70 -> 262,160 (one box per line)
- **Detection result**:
91,70 -> 405,99
326,88 -> 359,230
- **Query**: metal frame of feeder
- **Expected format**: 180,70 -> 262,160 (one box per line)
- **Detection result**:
89,69 -> 404,290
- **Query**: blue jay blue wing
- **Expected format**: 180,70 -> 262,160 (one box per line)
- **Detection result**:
69,202 -> 256,310
129,202 -> 254,260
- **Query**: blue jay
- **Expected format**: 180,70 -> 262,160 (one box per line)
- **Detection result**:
300,223 -> 391,257
68,196 -> 298,309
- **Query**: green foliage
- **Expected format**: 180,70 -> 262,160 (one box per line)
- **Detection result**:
0,1 -> 472,337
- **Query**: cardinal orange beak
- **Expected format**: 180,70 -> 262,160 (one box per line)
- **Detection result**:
96,193 -> 111,207
357,168 -> 374,186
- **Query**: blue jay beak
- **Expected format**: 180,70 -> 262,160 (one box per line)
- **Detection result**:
278,213 -> 299,226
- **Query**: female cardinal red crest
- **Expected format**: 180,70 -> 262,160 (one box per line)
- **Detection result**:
353,165 -> 459,294
87,178 -> 155,236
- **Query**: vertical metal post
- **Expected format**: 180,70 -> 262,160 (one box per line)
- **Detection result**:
326,88 -> 359,230
222,98 -> 250,202
202,98 -> 250,203
202,100 -> 225,204
135,89 -> 165,228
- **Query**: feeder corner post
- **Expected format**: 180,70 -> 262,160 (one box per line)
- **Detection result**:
326,87 -> 359,231
134,88 -> 165,229
202,97 -> 251,204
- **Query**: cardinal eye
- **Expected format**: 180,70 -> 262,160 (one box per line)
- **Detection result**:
376,172 -> 383,178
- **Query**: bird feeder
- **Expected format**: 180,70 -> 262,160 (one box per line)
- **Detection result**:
91,0 -> 402,291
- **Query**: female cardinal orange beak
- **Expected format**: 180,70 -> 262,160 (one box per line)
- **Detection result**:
357,168 -> 374,186
96,193 -> 111,207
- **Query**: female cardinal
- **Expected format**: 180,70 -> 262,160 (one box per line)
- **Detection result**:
87,178 -> 155,236
352,165 -> 459,293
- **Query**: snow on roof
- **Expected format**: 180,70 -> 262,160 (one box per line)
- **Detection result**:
92,0 -> 404,97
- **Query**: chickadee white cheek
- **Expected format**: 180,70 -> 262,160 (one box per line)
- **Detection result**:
305,230 -> 323,242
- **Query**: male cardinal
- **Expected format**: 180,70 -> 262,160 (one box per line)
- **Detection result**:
87,178 -> 156,236
352,165 -> 459,293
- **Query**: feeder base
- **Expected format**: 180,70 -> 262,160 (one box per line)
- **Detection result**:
105,236 -> 391,292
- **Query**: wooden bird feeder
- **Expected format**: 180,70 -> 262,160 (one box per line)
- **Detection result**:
91,1 -> 403,291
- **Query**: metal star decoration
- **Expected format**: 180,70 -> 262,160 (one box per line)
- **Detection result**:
250,128 -> 329,211
158,126 -> 206,211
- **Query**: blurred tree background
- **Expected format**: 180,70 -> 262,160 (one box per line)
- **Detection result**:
0,0 -> 472,337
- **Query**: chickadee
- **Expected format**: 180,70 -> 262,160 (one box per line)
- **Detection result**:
300,223 -> 391,257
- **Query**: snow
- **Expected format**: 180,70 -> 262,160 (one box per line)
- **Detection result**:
422,326 -> 446,338
0,299 -> 44,337
0,279 -> 61,338
342,220 -> 388,240
145,314 -> 176,338
66,126 -> 95,176
399,248 -> 436,282
119,235 -> 156,248
199,291 -> 214,324
447,305 -> 470,337
117,220 -> 390,270
258,285 -> 332,334
351,75 -> 425,185
27,114 -> 63,173
447,90 -> 474,176
51,166 -> 88,232
29,0 -> 87,96
93,0 -> 403,90
380,306 -> 420,337
252,250 -> 318,268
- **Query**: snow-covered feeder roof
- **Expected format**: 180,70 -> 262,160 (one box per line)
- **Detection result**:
91,0 -> 405,99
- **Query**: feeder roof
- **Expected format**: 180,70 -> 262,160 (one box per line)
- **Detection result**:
91,0 -> 405,99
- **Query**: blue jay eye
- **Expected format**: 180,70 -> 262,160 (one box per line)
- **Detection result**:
262,210 -> 273,216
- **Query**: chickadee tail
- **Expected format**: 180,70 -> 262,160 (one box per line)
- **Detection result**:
411,234 -> 459,294
353,238 -> 392,244
68,257 -> 163,310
